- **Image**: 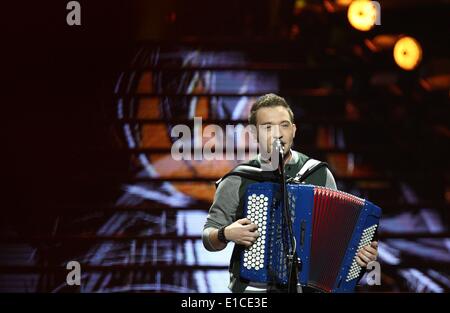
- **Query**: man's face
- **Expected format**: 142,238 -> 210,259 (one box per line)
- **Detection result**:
254,106 -> 297,157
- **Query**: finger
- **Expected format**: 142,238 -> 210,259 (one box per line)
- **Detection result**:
358,251 -> 371,263
371,241 -> 378,248
245,231 -> 259,239
359,249 -> 375,260
243,236 -> 256,243
356,256 -> 366,267
364,252 -> 377,262
244,223 -> 258,231
363,245 -> 377,255
247,229 -> 259,235
241,240 -> 253,247
238,218 -> 251,225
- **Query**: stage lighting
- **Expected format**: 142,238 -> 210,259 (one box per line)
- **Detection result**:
393,36 -> 423,71
336,0 -> 352,5
347,0 -> 379,31
293,0 -> 306,15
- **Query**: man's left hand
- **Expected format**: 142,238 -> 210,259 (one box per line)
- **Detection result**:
356,241 -> 378,267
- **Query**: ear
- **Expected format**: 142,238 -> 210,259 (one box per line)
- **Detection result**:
292,123 -> 297,138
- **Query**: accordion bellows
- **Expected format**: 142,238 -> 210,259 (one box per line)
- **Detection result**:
240,183 -> 382,293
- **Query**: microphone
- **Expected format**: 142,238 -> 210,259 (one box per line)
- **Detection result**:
274,138 -> 284,154
274,138 -> 284,171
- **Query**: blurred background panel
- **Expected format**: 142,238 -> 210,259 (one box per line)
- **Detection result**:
1,0 -> 449,292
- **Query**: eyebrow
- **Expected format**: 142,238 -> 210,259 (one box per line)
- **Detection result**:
259,120 -> 291,125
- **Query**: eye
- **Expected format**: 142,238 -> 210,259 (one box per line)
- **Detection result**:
281,122 -> 290,128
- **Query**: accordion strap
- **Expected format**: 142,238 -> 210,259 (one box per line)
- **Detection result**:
215,163 -> 280,188
216,158 -> 330,188
291,158 -> 330,183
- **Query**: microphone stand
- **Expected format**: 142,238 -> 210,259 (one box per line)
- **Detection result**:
275,140 -> 301,293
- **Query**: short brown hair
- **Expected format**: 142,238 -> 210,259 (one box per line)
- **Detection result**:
248,93 -> 294,125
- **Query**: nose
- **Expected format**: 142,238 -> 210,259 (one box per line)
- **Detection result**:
273,134 -> 283,141
272,126 -> 282,140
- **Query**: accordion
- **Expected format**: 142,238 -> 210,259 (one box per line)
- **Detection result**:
239,183 -> 381,293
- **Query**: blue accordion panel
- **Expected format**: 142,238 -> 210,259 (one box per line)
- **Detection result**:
239,182 -> 282,284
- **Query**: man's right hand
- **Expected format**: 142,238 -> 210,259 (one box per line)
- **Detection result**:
224,218 -> 259,247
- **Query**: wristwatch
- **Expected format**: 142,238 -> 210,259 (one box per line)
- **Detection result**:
218,225 -> 229,243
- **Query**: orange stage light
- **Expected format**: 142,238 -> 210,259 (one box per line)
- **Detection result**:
393,36 -> 423,71
347,0 -> 379,31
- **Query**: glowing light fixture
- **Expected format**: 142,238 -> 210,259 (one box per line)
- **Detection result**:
393,36 -> 423,71
347,0 -> 379,31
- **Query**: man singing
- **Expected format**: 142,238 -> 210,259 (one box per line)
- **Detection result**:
202,93 -> 378,293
